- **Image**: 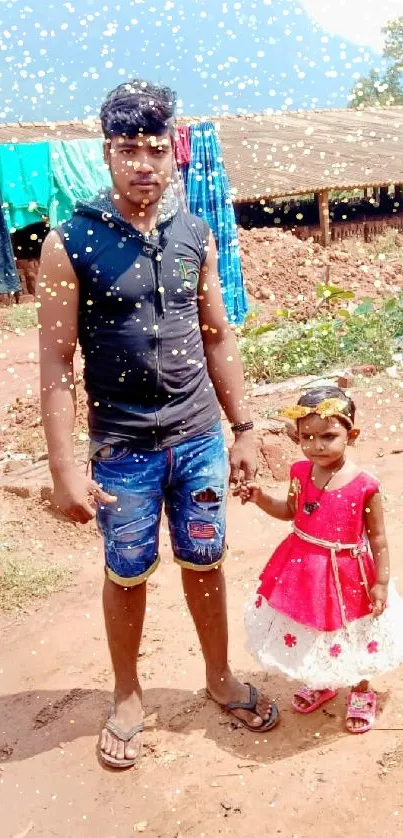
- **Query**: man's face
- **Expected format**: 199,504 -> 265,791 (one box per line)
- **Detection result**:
105,132 -> 173,207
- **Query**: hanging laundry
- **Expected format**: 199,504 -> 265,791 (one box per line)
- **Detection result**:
0,194 -> 20,294
174,125 -> 191,167
187,122 -> 248,325
171,158 -> 188,212
180,164 -> 189,190
0,142 -> 51,231
49,139 -> 111,225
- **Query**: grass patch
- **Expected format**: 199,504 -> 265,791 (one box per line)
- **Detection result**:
0,549 -> 71,612
239,296 -> 403,383
0,303 -> 38,332
340,229 -> 403,260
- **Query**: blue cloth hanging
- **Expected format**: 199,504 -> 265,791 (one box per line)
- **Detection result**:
49,139 -> 112,225
0,142 -> 51,231
186,122 -> 248,325
0,193 -> 20,294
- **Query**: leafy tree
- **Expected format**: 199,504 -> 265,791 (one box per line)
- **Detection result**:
349,17 -> 403,107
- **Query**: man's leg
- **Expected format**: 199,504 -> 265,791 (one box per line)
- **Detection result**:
100,578 -> 146,762
182,566 -> 273,728
92,443 -> 166,763
168,427 -> 275,728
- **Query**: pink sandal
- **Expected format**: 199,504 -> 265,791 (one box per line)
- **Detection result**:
292,687 -> 338,714
345,690 -> 376,734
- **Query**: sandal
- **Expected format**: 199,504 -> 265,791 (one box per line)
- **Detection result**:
292,687 -> 338,715
99,713 -> 144,769
212,682 -> 280,732
346,690 -> 377,734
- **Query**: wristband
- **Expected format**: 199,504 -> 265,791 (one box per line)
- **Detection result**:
231,421 -> 254,433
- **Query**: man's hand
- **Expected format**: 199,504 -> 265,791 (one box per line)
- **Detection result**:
229,431 -> 257,489
52,467 -> 117,524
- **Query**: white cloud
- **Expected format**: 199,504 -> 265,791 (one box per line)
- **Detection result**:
300,0 -> 403,53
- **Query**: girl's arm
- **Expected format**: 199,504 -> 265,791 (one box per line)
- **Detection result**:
239,481 -> 297,521
365,492 -> 390,616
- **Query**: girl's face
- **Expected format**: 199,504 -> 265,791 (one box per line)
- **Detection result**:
298,414 -> 356,468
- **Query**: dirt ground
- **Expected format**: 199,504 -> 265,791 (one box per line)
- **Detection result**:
238,227 -> 403,321
2,328 -> 403,838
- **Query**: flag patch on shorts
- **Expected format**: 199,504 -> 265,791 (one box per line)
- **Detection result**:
189,521 -> 216,540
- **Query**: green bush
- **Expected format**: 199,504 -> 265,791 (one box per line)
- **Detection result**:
239,297 -> 403,383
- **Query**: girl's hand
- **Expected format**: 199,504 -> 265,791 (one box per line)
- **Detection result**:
238,482 -> 262,505
370,582 -> 388,617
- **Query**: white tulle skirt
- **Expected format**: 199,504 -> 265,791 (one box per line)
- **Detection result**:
244,583 -> 403,690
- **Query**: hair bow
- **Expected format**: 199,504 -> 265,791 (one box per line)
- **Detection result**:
281,397 -> 352,425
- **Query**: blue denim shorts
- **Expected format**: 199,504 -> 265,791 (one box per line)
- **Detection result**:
91,423 -> 228,586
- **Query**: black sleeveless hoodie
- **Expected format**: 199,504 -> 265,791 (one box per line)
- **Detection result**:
58,193 -> 221,450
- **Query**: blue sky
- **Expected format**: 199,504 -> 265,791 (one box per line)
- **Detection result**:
0,0 -> 397,122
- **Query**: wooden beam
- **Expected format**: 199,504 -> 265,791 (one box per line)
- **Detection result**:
317,189 -> 330,247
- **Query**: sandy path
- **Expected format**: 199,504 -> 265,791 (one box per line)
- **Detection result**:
2,327 -> 403,837
1,480 -> 403,838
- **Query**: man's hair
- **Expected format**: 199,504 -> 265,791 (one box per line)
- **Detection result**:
298,385 -> 356,428
100,78 -> 177,139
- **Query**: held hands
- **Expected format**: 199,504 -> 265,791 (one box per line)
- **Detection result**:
52,467 -> 117,524
370,582 -> 388,618
229,431 -> 257,489
236,482 -> 262,506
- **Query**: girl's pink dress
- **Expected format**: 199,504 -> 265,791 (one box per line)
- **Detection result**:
245,460 -> 403,689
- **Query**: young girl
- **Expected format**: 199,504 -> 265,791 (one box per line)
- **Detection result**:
242,386 -> 403,733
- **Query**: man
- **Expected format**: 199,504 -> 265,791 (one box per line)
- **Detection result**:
38,79 -> 279,769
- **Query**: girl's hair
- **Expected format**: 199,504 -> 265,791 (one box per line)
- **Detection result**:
100,78 -> 177,140
298,385 -> 356,428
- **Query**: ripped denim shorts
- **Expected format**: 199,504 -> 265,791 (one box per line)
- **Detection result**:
91,422 -> 228,586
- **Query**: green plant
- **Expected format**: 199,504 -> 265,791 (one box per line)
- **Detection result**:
239,296 -> 400,383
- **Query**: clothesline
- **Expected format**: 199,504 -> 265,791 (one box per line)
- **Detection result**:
0,124 -> 248,322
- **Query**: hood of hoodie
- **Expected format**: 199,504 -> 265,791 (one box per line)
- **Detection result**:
74,182 -> 179,237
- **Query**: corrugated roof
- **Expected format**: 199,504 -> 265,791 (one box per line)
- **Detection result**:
217,108 -> 403,201
1,108 -> 403,201
0,119 -> 103,144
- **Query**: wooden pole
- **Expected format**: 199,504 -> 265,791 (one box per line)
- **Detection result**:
317,189 -> 330,247
379,186 -> 389,205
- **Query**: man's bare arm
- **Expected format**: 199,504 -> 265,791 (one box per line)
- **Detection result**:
38,231 -> 116,522
37,230 -> 79,476
199,233 -> 251,425
199,233 -> 256,484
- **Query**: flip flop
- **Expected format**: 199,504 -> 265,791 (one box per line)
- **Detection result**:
99,716 -> 144,769
346,690 -> 377,734
292,687 -> 338,714
215,682 -> 280,732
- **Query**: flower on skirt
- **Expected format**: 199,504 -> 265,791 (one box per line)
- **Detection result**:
284,633 -> 297,647
367,641 -> 379,654
329,644 -> 342,658
255,595 -> 263,609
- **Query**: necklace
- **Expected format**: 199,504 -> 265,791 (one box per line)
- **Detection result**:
303,459 -> 346,515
